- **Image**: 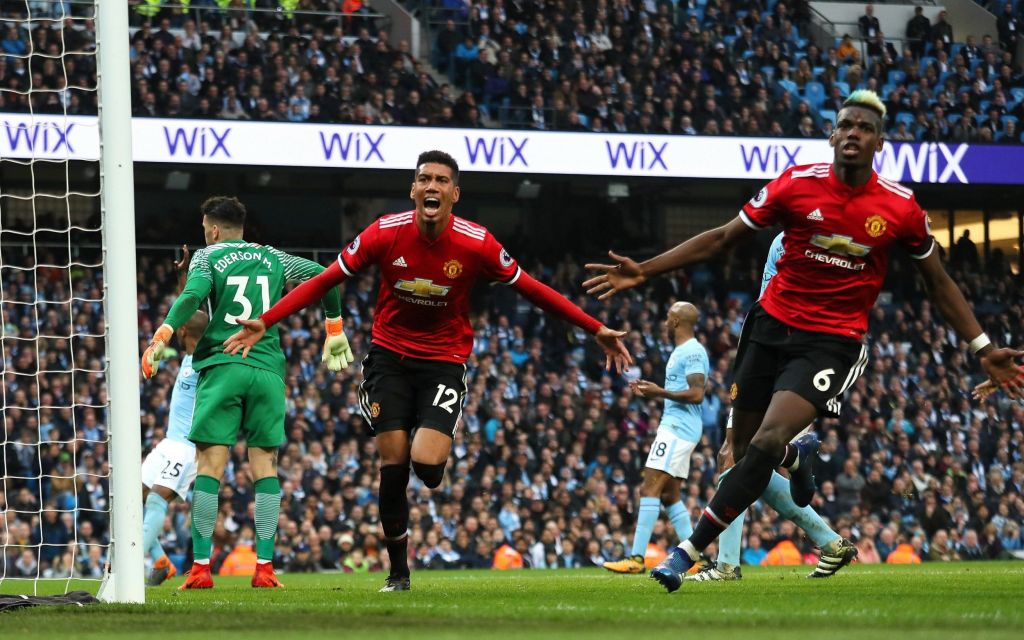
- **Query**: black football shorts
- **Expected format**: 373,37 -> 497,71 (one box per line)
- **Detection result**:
358,344 -> 468,436
730,304 -> 867,418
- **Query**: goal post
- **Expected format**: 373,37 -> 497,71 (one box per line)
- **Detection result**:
0,0 -> 142,603
95,0 -> 144,604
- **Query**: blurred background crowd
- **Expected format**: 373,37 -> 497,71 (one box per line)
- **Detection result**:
2,0 -> 1024,139
3,229 -> 1022,578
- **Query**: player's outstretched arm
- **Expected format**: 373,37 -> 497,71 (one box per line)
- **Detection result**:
509,270 -> 632,372
143,251 -> 212,379
174,245 -> 190,295
583,217 -> 754,300
914,251 -> 1024,397
223,260 -> 347,358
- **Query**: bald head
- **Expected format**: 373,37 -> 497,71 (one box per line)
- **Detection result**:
669,301 -> 699,326
184,310 -> 209,338
178,310 -> 209,353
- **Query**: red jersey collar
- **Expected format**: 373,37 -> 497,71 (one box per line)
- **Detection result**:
827,164 -> 878,193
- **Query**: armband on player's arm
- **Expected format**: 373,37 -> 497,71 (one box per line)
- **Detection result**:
261,260 -> 347,328
511,270 -> 603,334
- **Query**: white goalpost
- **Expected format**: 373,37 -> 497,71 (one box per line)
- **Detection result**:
96,0 -> 144,604
0,0 -> 143,603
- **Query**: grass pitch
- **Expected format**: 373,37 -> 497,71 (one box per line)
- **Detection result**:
5,563 -> 1021,639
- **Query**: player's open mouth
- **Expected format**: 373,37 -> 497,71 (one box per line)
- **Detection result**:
842,142 -> 859,155
423,197 -> 441,212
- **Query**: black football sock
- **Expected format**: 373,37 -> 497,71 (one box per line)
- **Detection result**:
379,463 -> 411,577
690,444 -> 777,552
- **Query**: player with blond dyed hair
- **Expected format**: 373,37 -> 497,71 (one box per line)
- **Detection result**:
586,90 -> 1023,592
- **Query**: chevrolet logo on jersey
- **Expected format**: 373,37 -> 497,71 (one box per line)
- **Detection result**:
809,234 -> 873,257
394,278 -> 451,297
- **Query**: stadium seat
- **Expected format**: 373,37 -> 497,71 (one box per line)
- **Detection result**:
918,56 -> 936,74
1011,88 -> 1024,104
887,70 -> 906,86
835,81 -> 850,96
803,81 -> 825,109
895,112 -> 915,128
819,109 -> 837,124
1003,115 -> 1019,128
577,113 -> 590,128
979,100 -> 991,114
881,84 -> 895,99
947,114 -> 962,125
778,79 -> 799,96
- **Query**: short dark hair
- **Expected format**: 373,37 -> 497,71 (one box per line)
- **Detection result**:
416,150 -> 459,184
201,196 -> 246,228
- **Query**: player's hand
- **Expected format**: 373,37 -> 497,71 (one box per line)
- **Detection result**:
630,379 -> 663,399
223,318 -> 267,359
595,325 -> 632,373
321,316 -> 353,372
978,347 -> 1024,398
583,251 -> 646,300
174,244 -> 190,294
141,323 -> 173,380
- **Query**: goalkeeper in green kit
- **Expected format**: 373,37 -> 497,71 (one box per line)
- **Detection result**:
140,196 -> 353,589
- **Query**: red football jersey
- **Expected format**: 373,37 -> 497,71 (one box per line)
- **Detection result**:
741,163 -> 934,340
338,211 -> 521,363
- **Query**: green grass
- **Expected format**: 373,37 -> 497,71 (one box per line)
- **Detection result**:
4,563 -> 1022,639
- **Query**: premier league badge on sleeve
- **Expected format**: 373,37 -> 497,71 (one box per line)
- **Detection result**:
500,248 -> 514,268
750,187 -> 768,208
347,236 -> 360,255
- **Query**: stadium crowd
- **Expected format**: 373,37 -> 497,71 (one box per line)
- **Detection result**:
2,230 -> 1023,580
3,1 -> 1024,140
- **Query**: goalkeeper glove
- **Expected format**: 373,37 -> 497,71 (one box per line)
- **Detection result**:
321,316 -> 353,372
141,323 -> 174,380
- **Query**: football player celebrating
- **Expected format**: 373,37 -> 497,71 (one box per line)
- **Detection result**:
584,90 -> 1022,592
225,150 -> 631,592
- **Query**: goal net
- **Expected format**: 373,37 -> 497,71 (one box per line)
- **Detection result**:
1,0 -> 143,602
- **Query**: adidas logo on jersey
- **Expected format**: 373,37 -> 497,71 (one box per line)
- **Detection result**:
807,209 -> 824,221
392,256 -> 408,267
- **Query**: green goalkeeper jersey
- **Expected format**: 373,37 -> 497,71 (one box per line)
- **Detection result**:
163,239 -> 341,377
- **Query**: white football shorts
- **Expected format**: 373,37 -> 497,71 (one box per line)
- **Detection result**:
645,429 -> 699,479
141,438 -> 198,499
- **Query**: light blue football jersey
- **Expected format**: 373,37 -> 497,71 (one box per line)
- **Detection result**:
166,354 -> 198,445
661,338 -> 709,442
759,232 -> 785,299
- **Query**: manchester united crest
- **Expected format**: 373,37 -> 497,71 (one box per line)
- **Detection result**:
730,383 -> 738,400
865,215 -> 887,238
370,402 -> 381,418
443,259 -> 463,279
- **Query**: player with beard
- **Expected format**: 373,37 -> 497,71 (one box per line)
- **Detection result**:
225,150 -> 632,592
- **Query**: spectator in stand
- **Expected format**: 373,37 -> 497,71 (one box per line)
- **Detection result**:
932,10 -> 955,48
996,3 -> 1020,59
837,34 -> 861,62
906,6 -> 932,58
859,4 -> 880,40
